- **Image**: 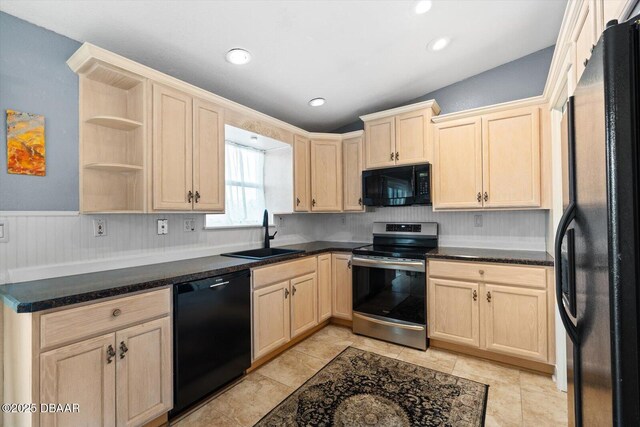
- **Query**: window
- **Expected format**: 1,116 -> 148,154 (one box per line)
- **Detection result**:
206,142 -> 266,227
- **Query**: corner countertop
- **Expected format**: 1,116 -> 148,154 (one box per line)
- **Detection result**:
0,241 -> 367,313
0,241 -> 553,314
425,247 -> 554,267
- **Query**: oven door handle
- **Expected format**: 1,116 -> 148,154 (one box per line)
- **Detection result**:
353,313 -> 425,331
351,257 -> 425,272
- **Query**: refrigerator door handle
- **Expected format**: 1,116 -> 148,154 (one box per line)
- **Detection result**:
555,203 -> 579,346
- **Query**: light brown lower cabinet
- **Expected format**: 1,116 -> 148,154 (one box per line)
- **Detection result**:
5,288 -> 173,427
317,253 -> 333,322
290,273 -> 318,338
332,253 -> 352,320
428,260 -> 553,365
253,281 -> 291,359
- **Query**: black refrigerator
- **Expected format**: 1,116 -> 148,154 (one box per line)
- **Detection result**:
555,15 -> 640,426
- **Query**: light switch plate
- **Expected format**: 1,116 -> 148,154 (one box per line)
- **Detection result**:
157,219 -> 168,235
474,215 -> 483,228
0,222 -> 7,243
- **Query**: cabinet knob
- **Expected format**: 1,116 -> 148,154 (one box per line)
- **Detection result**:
312,198 -> 316,207
292,285 -> 297,296
284,288 -> 289,299
296,197 -> 300,206
119,341 -> 128,359
390,152 -> 394,161
583,58 -> 589,67
188,190 -> 193,203
479,270 -> 484,275
483,192 -> 488,202
106,345 -> 116,364
358,198 -> 362,206
348,260 -> 352,269
486,291 -> 492,303
395,152 -> 399,161
194,191 -> 200,203
112,309 -> 121,317
472,290 -> 477,301
477,192 -> 482,203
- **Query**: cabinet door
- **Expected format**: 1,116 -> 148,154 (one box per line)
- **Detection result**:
152,84 -> 193,210
342,136 -> 364,211
395,109 -> 431,165
317,254 -> 333,322
332,254 -> 352,320
364,116 -> 396,169
428,278 -> 480,347
483,284 -> 548,362
482,107 -> 541,208
253,281 -> 291,359
115,317 -> 172,427
193,98 -> 224,211
40,333 -> 116,427
432,118 -> 483,209
290,273 -> 319,338
293,135 -> 311,212
310,139 -> 343,212
574,0 -> 597,82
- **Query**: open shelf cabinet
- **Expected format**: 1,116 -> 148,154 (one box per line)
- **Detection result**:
79,61 -> 147,213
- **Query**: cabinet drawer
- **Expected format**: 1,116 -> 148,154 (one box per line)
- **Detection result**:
253,256 -> 317,289
40,288 -> 171,349
428,260 -> 546,288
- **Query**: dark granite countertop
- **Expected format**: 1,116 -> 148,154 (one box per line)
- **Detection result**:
0,241 -> 367,313
425,247 -> 554,267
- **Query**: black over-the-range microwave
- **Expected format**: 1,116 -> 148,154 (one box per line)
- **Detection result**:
361,163 -> 431,207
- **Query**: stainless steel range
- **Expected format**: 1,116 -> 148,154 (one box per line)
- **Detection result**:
351,222 -> 438,350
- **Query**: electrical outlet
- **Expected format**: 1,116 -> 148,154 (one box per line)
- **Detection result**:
183,218 -> 196,232
340,215 -> 346,225
157,219 -> 168,235
0,222 -> 8,243
93,218 -> 107,237
474,215 -> 483,228
278,216 -> 286,228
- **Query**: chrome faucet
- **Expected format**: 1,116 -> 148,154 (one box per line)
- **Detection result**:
263,209 -> 277,249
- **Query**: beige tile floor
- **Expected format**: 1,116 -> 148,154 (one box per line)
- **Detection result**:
173,325 -> 567,427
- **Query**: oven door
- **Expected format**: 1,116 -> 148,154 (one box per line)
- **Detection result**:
352,256 -> 426,325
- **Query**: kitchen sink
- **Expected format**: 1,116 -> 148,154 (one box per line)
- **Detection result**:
221,247 -> 304,260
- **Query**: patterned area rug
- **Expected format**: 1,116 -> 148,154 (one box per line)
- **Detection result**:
255,347 -> 488,426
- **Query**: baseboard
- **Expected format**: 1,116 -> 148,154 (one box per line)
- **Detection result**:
430,339 -> 555,374
330,317 -> 352,328
143,413 -> 168,427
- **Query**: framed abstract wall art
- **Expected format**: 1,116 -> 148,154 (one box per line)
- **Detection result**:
6,109 -> 46,176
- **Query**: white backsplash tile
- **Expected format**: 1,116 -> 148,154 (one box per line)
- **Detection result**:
0,207 -> 547,284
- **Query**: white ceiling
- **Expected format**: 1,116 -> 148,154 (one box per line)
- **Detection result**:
0,0 -> 567,132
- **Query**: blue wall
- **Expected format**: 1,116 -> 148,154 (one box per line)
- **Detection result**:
0,12 -> 81,211
332,46 -> 555,133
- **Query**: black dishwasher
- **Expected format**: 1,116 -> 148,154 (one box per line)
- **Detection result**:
171,269 -> 251,416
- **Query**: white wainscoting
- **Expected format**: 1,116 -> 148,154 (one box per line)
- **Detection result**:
0,208 -> 547,284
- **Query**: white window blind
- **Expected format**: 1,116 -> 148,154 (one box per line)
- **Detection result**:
206,142 -> 265,227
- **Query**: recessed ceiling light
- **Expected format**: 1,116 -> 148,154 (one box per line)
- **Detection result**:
225,48 -> 251,65
308,98 -> 326,107
414,0 -> 432,14
428,37 -> 450,52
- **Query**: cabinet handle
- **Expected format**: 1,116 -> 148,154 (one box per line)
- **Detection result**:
583,58 -> 589,67
590,44 -> 595,54
486,291 -> 492,303
312,198 -> 316,207
477,192 -> 482,203
395,152 -> 399,161
296,197 -> 300,206
348,260 -> 352,269
479,270 -> 484,275
194,191 -> 200,203
390,152 -> 394,161
472,290 -> 477,301
292,285 -> 297,296
483,192 -> 488,202
112,308 -> 121,317
358,198 -> 362,206
119,341 -> 128,359
106,345 -> 116,364
188,190 -> 193,203
284,288 -> 289,299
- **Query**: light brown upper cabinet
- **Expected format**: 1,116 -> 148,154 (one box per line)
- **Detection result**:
310,139 -> 343,212
293,135 -> 311,212
433,117 -> 483,209
152,83 -> 224,211
360,100 -> 440,170
433,105 -> 542,210
573,0 -> 597,82
342,134 -> 364,211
